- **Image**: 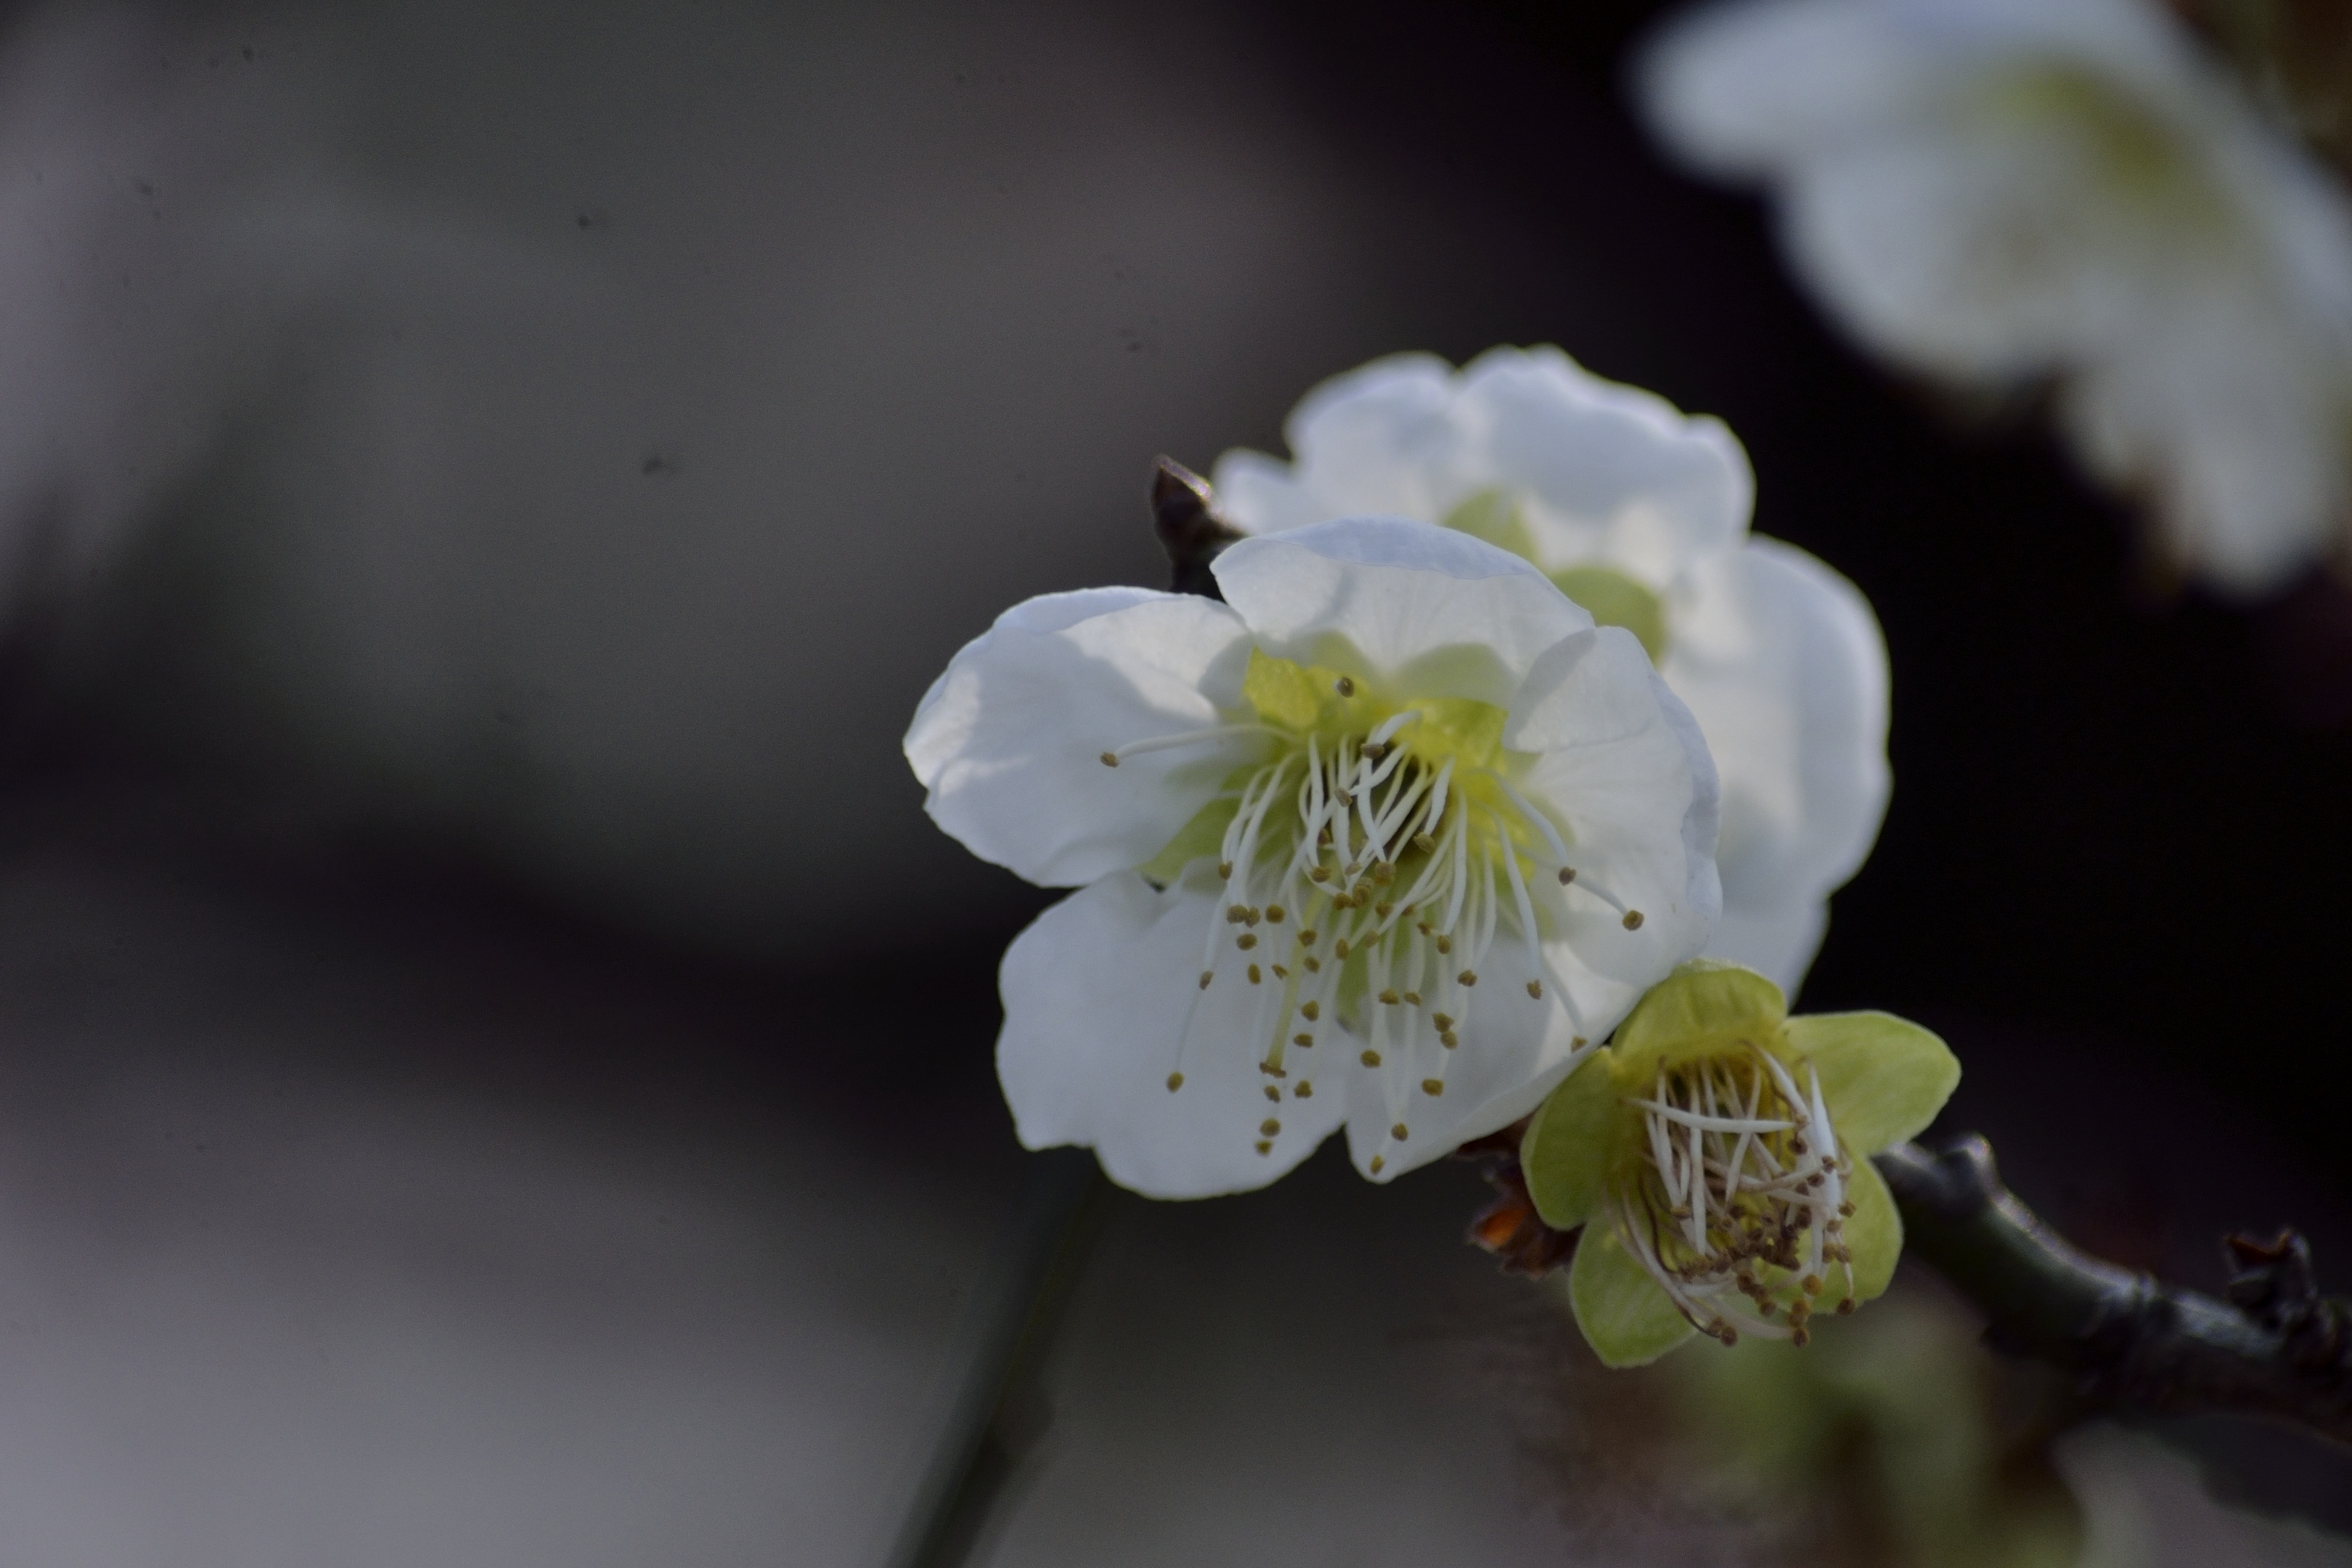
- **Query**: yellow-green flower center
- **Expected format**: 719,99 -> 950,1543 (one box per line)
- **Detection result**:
1614,1045 -> 1858,1347
1111,650 -> 1647,1169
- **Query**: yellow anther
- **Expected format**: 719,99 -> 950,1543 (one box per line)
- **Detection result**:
1304,957 -> 1321,973
1264,1085 -> 1280,1102
1412,833 -> 1437,854
1369,1156 -> 1385,1174
1265,905 -> 1286,923
1271,964 -> 1289,979
1100,751 -> 1119,767
1294,1082 -> 1312,1098
1838,1200 -> 1857,1217
1390,1122 -> 1409,1140
1432,1012 -> 1453,1031
1401,991 -> 1421,1006
1622,910 -> 1645,931
1526,980 -> 1543,1000
1440,1032 -> 1458,1049
1298,929 -> 1318,946
1434,935 -> 1452,954
1458,969 -> 1478,986
1792,1327 -> 1810,1348
1556,867 -> 1575,884
1166,1072 -> 1184,1092
1237,933 -> 1257,950
1378,989 -> 1400,1006
1801,1275 -> 1824,1297
1217,860 -> 1233,879
1255,1140 -> 1273,1155
1360,1050 -> 1381,1068
1247,964 -> 1262,984
1835,1299 -> 1856,1315
1259,1061 -> 1286,1077
1227,905 -> 1249,923
1420,1079 -> 1443,1096
1293,1033 -> 1313,1048
1374,902 -> 1394,918
1335,677 -> 1355,696
1309,866 -> 1330,883
1299,1000 -> 1320,1021
1371,862 -> 1394,884
1198,971 -> 1213,989
1571,1036 -> 1586,1048
1334,939 -> 1351,958
1260,1119 -> 1281,1137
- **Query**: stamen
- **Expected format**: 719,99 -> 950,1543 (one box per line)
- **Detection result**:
1107,722 -> 1282,763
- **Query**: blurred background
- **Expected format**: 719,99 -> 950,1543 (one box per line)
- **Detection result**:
0,0 -> 2348,1561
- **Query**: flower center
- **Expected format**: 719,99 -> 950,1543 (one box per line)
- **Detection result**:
1110,655 -> 1647,1169
1614,1046 -> 1856,1346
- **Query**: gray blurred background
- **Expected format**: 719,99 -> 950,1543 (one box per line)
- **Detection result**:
1,0 -> 2350,1561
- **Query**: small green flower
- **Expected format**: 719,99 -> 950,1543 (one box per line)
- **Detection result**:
1520,960 -> 1959,1365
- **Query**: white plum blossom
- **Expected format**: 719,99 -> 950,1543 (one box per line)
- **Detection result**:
1641,0 -> 2352,595
1213,347 -> 1888,995
906,518 -> 1720,1198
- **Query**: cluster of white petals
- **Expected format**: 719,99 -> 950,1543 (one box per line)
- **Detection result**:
907,518 -> 1720,1197
1642,0 -> 2352,595
1214,347 -> 1888,994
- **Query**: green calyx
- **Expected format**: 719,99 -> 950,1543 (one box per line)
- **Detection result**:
1522,961 -> 1960,1366
1440,489 -> 1670,663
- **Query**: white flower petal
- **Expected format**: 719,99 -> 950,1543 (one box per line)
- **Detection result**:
1211,516 -> 1592,706
1450,346 -> 1753,581
1212,347 -> 1753,590
1341,934 -> 1637,1183
1665,538 -> 1889,995
1507,629 -> 1720,984
997,872 -> 1347,1199
1642,0 -> 2352,595
906,590 -> 1261,887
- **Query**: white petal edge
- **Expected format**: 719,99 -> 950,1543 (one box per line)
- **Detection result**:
997,871 -> 1347,1199
907,590 -> 1262,887
1666,537 -> 1889,996
1211,515 -> 1593,708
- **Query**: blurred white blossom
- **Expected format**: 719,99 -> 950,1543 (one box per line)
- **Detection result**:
1214,347 -> 1888,995
1643,0 -> 2352,595
906,518 -> 1719,1196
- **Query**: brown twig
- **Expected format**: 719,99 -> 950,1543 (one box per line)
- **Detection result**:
1875,1136 -> 2352,1442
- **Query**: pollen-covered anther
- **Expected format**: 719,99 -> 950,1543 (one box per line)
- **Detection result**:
1378,989 -> 1400,1006
1254,1140 -> 1272,1155
1265,905 -> 1286,923
1402,991 -> 1421,1006
1440,1032 -> 1458,1048
1294,1080 -> 1313,1098
1264,1085 -> 1280,1103
1458,970 -> 1478,986
1300,1000 -> 1320,1021
1390,1122 -> 1409,1140
1247,964 -> 1262,984
1166,1072 -> 1184,1092
1360,1050 -> 1381,1067
1621,911 -> 1645,931
1556,867 -> 1575,885
1198,971 -> 1213,990
1369,1156 -> 1385,1174
1335,677 -> 1355,697
1236,933 -> 1257,950
1526,981 -> 1543,1000
1261,1119 -> 1281,1137
1298,930 -> 1318,947
1293,1032 -> 1313,1048
1420,1079 -> 1444,1096
1434,935 -> 1453,954
1334,939 -> 1351,958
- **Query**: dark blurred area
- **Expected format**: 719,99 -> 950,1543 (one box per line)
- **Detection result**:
1,0 -> 2348,1561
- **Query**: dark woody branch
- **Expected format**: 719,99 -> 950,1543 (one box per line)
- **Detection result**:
1874,1136 -> 2352,1443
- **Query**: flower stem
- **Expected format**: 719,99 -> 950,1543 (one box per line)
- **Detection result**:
885,1146 -> 1108,1568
